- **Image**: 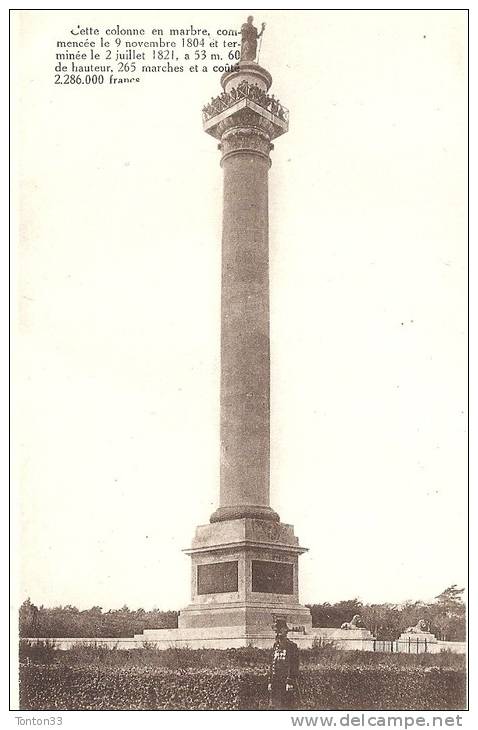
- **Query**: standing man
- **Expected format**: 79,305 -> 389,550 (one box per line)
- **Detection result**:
268,618 -> 300,709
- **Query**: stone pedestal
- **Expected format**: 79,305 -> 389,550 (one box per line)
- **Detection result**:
327,628 -> 376,651
178,518 -> 312,635
397,631 -> 438,653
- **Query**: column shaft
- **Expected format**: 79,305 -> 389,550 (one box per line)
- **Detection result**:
210,135 -> 278,523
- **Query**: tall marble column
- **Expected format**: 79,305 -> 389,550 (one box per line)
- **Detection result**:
210,65 -> 280,524
177,60 -> 311,638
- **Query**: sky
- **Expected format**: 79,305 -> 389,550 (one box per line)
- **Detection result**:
13,9 -> 467,612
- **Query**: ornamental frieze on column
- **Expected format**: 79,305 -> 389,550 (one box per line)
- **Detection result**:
219,125 -> 274,163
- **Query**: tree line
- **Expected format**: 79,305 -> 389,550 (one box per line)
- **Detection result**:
19,585 -> 465,642
306,586 -> 465,641
19,600 -> 178,639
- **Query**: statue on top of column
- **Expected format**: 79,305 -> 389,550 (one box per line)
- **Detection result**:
240,16 -> 266,62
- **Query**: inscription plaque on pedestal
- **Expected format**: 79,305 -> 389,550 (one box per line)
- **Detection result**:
252,560 -> 294,594
197,561 -> 238,594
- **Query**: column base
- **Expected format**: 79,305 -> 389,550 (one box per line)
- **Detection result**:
210,505 -> 280,523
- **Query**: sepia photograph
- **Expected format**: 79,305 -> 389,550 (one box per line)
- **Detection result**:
10,6 -> 469,718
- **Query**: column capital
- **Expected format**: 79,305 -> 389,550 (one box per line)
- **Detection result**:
219,123 -> 274,165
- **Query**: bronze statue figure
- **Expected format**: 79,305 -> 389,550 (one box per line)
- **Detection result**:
240,16 -> 265,62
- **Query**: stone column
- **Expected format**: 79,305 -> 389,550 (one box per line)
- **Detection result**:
176,64 -> 312,639
210,119 -> 279,523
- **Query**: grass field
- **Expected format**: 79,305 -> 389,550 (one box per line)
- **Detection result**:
19,643 -> 466,711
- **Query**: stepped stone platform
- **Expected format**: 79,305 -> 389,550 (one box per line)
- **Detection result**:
22,627 -> 376,651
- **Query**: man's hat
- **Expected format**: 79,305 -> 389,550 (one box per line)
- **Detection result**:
273,617 -> 290,632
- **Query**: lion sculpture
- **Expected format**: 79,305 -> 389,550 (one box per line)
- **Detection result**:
404,619 -> 429,634
341,614 -> 365,630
